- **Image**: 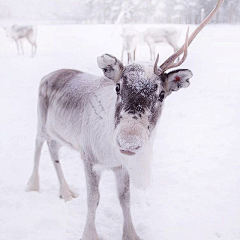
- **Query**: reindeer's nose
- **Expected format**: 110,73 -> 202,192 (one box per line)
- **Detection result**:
117,134 -> 143,156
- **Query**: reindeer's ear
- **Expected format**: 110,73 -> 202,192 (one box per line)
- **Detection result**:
97,54 -> 124,82
164,69 -> 193,93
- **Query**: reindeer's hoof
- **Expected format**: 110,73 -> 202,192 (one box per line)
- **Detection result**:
59,188 -> 78,201
81,233 -> 99,240
123,236 -> 141,240
123,230 -> 141,240
81,237 -> 99,240
26,176 -> 40,192
81,225 -> 100,240
26,184 -> 40,192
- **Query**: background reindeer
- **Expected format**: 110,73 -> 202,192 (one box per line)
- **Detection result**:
121,26 -> 180,63
121,27 -> 139,63
4,24 -> 37,57
143,27 -> 180,61
26,1 -> 223,239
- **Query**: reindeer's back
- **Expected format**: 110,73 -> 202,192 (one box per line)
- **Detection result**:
38,69 -> 101,149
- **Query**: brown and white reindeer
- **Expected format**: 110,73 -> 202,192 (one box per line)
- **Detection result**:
27,0 -> 223,239
4,24 -> 37,57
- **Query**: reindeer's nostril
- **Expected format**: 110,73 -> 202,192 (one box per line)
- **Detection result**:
133,146 -> 141,150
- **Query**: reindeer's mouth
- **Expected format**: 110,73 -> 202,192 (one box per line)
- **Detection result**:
119,145 -> 141,156
120,149 -> 137,156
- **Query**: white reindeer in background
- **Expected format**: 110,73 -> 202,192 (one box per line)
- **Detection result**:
121,27 -> 140,63
121,26 -> 180,63
143,27 -> 180,61
27,0 -> 223,239
4,24 -> 37,57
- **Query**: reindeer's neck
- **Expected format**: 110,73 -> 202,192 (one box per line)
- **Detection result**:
81,78 -> 118,165
89,79 -> 115,121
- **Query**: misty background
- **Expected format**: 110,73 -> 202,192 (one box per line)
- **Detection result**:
0,0 -> 239,24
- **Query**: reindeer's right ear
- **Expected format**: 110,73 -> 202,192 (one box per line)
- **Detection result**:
97,54 -> 124,82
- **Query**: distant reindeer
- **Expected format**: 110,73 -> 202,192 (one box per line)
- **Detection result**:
27,0 -> 223,239
4,24 -> 37,57
143,27 -> 180,61
121,26 -> 180,63
121,27 -> 140,63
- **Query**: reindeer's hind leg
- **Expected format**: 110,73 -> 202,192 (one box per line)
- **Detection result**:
20,40 -> 24,55
127,52 -> 133,64
166,35 -> 179,53
133,48 -> 136,61
15,40 -> 20,55
26,30 -> 37,57
47,140 -> 77,201
32,43 -> 37,57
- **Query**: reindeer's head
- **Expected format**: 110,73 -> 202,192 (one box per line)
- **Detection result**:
98,0 -> 224,156
98,54 -> 192,156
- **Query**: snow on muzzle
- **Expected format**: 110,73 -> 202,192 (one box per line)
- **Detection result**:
115,115 -> 149,156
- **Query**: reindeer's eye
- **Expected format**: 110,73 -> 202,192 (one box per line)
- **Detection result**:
159,91 -> 165,102
115,83 -> 120,95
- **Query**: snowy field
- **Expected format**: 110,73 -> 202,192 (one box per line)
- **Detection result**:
0,24 -> 240,240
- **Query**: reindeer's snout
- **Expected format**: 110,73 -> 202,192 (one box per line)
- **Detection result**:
115,121 -> 149,156
117,133 -> 143,155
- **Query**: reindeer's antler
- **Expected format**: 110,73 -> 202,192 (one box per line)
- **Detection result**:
155,0 -> 224,74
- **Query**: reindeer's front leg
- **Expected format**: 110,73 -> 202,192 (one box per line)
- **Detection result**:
114,167 -> 141,240
82,162 -> 101,240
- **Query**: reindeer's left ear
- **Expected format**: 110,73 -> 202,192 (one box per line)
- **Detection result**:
164,69 -> 193,93
97,54 -> 124,82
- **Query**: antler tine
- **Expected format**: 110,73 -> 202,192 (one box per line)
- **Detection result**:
167,27 -> 189,69
154,54 -> 160,75
159,0 -> 224,73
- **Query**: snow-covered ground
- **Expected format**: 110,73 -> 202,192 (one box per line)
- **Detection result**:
0,24 -> 239,240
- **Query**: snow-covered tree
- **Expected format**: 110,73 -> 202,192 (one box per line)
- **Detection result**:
0,0 -> 239,24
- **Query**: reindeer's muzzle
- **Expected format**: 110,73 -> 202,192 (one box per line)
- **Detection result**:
115,118 -> 149,156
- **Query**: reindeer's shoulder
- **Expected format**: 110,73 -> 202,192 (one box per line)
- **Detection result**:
40,70 -> 116,102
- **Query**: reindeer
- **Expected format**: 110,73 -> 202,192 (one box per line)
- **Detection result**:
121,27 -> 140,63
143,26 -> 180,61
121,27 -> 180,63
27,0 -> 223,239
4,24 -> 37,57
